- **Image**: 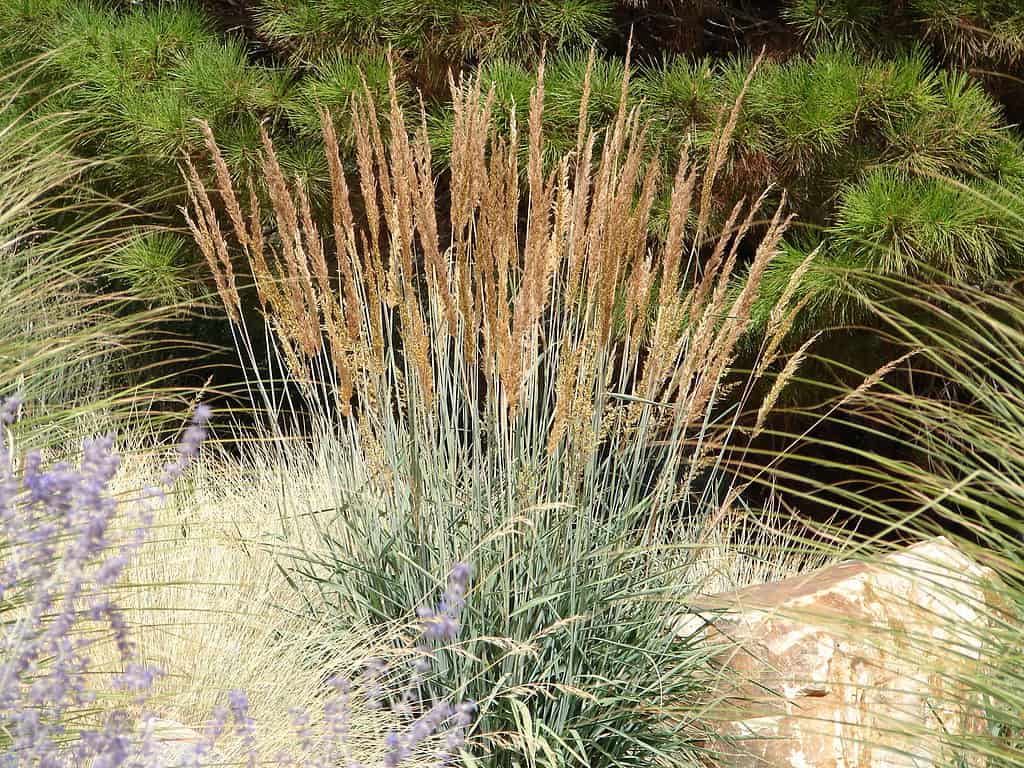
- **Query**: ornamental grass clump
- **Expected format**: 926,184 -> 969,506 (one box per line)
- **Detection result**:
189,52 -> 804,447
190,55 -> 823,767
0,86 -> 195,451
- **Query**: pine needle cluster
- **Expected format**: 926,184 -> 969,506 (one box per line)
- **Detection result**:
784,0 -> 1024,65
254,0 -> 614,73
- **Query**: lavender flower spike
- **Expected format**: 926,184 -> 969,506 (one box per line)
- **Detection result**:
161,404 -> 214,486
0,399 -> 214,768
421,562 -> 472,643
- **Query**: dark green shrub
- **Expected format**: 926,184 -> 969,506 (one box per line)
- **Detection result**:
2,0 -> 1022,343
784,0 -> 1024,65
254,0 -> 614,71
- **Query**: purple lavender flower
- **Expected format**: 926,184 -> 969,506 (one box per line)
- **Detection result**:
326,676 -> 352,743
228,689 -> 258,768
408,562 -> 473,704
190,703 -> 230,764
161,404 -> 214,486
290,707 -> 314,757
382,564 -> 477,768
0,397 -> 478,768
362,657 -> 388,710
437,701 -> 476,766
0,401 -> 213,768
384,698 -> 477,768
114,662 -> 163,703
0,396 -> 21,425
420,563 -> 472,643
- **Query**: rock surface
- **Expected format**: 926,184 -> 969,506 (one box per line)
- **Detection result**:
683,537 -> 1002,767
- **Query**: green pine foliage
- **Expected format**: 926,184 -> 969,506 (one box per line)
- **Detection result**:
706,49 -> 1024,330
750,49 -> 862,174
0,2 -> 360,291
785,0 -> 1024,64
254,0 -> 614,72
782,0 -> 887,49
32,4 -> 279,198
447,47 -> 1023,331
108,229 -> 195,305
283,51 -> 404,145
749,241 -> 869,333
1,0 -> 1022,340
833,170 -> 1002,278
917,0 -> 1024,64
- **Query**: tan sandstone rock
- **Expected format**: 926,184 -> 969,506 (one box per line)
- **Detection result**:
684,537 -> 1003,767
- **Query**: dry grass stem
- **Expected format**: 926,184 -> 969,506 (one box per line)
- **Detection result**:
185,56 -> 805,523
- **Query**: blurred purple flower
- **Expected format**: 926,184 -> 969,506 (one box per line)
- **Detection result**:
0,397 -> 476,767
0,400 -> 213,767
420,563 -> 472,643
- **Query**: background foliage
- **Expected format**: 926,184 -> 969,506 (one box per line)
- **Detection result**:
1,0 -> 1022,338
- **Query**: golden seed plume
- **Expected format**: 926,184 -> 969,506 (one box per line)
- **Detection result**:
186,56 -> 800,522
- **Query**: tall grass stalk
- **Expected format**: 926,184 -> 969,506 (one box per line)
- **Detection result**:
190,56 -> 824,766
0,71 -> 202,449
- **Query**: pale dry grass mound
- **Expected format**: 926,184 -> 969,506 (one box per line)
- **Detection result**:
94,442 -> 423,765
